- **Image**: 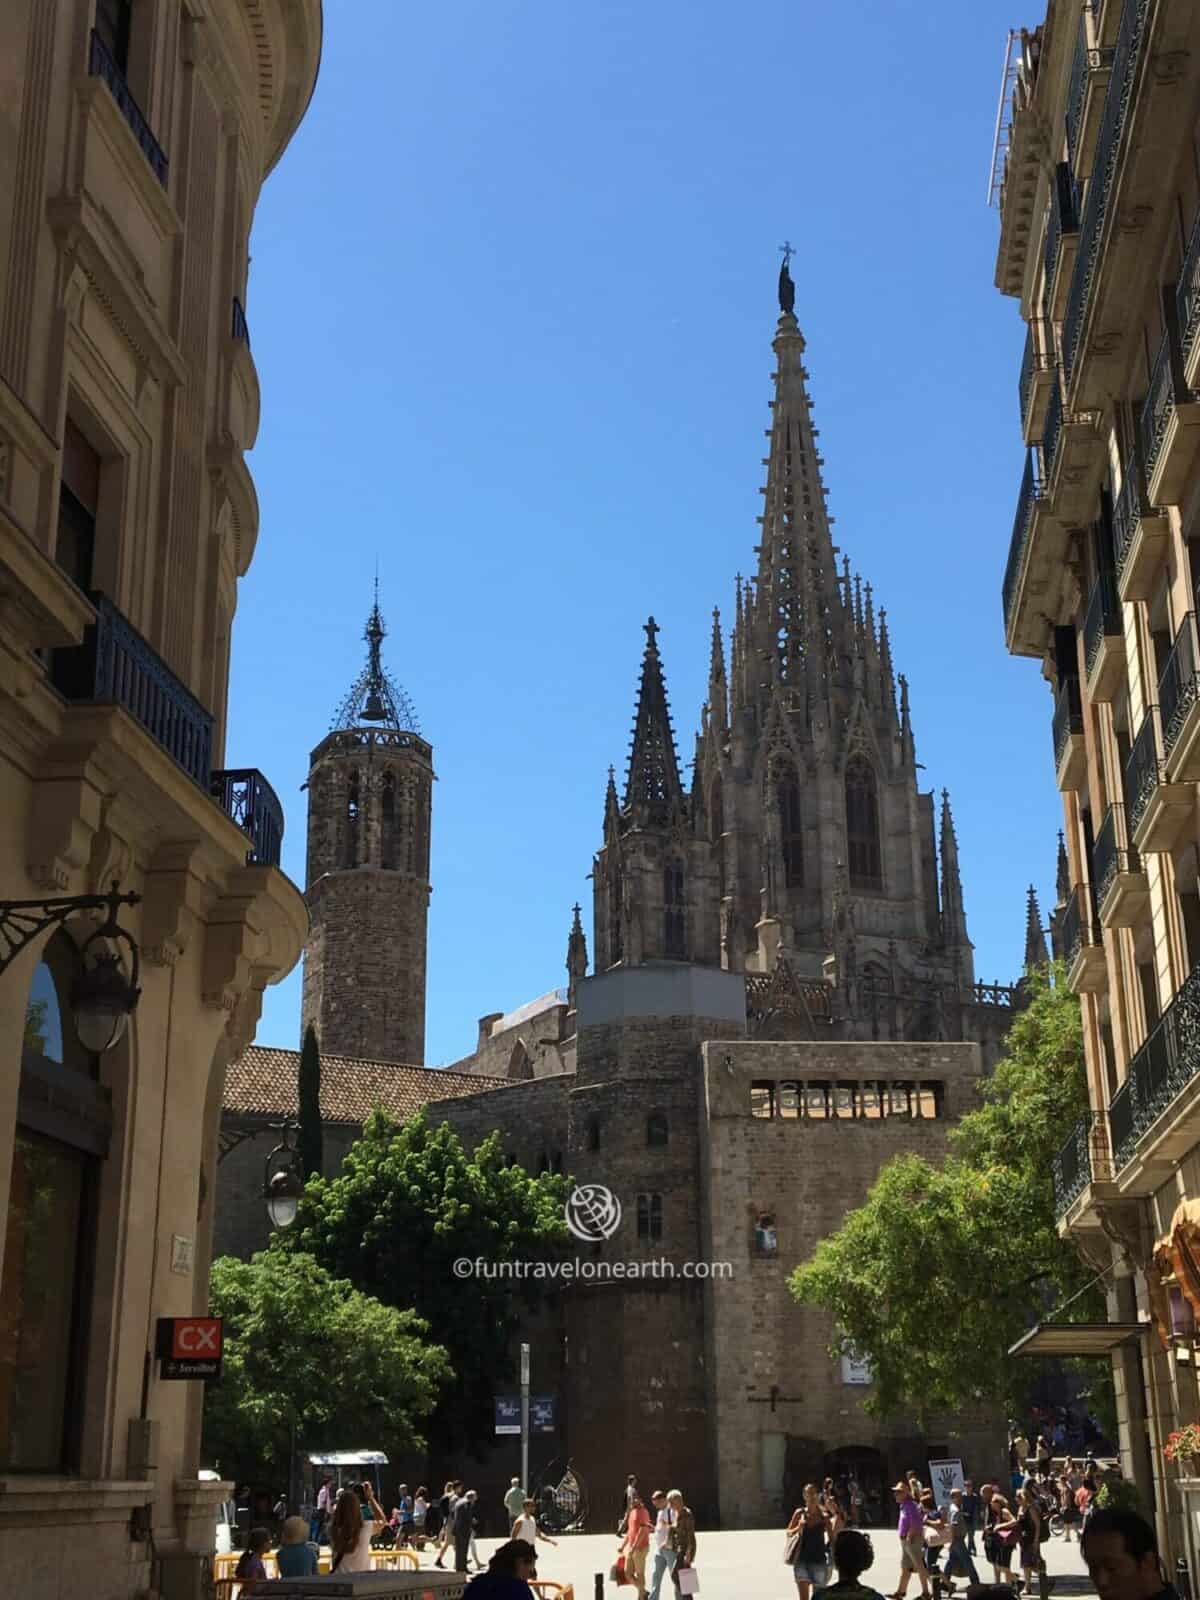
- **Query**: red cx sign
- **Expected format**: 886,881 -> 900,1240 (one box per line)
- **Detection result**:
169,1317 -> 222,1360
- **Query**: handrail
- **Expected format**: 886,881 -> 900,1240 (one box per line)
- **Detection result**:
1178,206 -> 1200,367
1082,566 -> 1121,679
210,769 -> 284,866
1091,802 -> 1137,907
1060,880 -> 1099,971
1110,961 -> 1200,1171
1124,705 -> 1162,836
1052,673 -> 1082,770
1003,450 -> 1044,632
1158,611 -> 1200,761
88,29 -> 168,186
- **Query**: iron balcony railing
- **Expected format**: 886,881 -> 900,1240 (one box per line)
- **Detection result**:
231,297 -> 250,348
1109,960 -> 1200,1172
1043,162 -> 1079,297
1060,880 -> 1099,972
1003,450 -> 1044,632
210,769 -> 283,867
1124,705 -> 1163,836
1052,673 -> 1083,770
52,593 -> 213,786
1082,566 -> 1121,679
1178,207 -> 1200,370
1113,442 -> 1152,583
1052,1110 -> 1113,1215
1042,374 -> 1064,487
1160,612 -> 1200,763
88,29 -> 168,187
1019,319 -> 1053,433
1139,310 -> 1190,486
1092,802 -> 1138,908
1065,18 -> 1114,174
1062,0 -> 1152,388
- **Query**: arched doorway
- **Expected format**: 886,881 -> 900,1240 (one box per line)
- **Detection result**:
824,1445 -> 886,1527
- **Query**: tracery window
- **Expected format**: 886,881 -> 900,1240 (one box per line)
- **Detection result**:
776,766 -> 804,887
845,758 -> 882,890
664,859 -> 686,959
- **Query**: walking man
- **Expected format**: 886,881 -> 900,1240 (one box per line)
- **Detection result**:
890,1479 -> 930,1600
960,1481 -> 980,1556
648,1490 -> 677,1600
666,1491 -> 696,1591
942,1489 -> 981,1592
505,1477 -> 527,1528
450,1482 -> 474,1572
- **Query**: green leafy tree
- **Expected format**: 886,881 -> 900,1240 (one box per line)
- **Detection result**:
297,1024 -> 323,1178
202,1249 -> 449,1489
290,1108 -> 570,1453
789,965 -> 1106,1418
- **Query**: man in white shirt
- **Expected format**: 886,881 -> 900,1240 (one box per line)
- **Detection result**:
648,1489 -> 676,1600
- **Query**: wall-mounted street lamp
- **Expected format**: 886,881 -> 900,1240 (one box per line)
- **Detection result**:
264,1121 -> 305,1230
0,882 -> 141,1053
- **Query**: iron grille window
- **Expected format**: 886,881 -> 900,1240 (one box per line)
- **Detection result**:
845,759 -> 882,889
636,1193 -> 663,1241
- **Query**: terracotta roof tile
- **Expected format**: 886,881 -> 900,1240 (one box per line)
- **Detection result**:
223,1045 -> 502,1125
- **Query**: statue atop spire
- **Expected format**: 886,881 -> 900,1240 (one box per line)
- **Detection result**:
778,242 -> 796,316
332,584 -> 421,732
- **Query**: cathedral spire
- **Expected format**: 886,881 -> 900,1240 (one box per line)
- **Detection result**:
898,672 -> 915,764
878,607 -> 896,720
603,765 -> 621,843
940,789 -> 970,950
1024,885 -> 1049,969
332,587 -> 420,732
623,617 -> 684,816
709,606 -> 728,734
753,267 -> 847,711
566,902 -> 589,1008
1056,830 -> 1070,904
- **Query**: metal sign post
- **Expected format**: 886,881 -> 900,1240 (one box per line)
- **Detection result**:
520,1342 -> 530,1493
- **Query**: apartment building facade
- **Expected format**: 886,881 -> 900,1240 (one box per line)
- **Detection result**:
996,0 -> 1200,1557
0,2 -> 318,1595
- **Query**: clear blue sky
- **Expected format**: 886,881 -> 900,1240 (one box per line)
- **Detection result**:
227,0 -> 1058,1065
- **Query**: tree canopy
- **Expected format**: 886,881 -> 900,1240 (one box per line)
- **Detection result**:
789,966 -> 1104,1418
288,1108 -> 570,1454
202,1249 -> 448,1490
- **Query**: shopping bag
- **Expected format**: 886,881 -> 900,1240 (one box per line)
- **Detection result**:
678,1568 -> 700,1595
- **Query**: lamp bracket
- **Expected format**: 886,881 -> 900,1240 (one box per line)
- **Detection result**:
0,883 -> 141,976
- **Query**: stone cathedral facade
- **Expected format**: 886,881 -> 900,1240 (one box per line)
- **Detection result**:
218,270 -> 1035,1522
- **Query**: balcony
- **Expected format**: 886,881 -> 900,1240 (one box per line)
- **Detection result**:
210,769 -> 283,868
1113,442 -> 1167,602
88,29 -> 168,188
1083,566 -> 1124,701
1062,881 -> 1106,993
52,592 -> 212,786
1053,1111 -> 1115,1220
1053,674 -> 1086,792
1065,15 -> 1114,182
1003,449 -> 1063,659
1043,163 -> 1080,322
1126,704 -> 1192,854
1019,320 -> 1055,445
1043,393 -> 1106,525
1159,611 -> 1200,782
1140,311 -> 1200,508
1093,802 -> 1147,928
1179,207 -> 1200,392
1109,960 -> 1200,1178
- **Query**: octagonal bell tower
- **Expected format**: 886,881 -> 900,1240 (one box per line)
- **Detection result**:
300,594 -> 433,1063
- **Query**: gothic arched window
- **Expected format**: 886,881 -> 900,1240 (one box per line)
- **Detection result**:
846,758 -> 882,890
646,1111 -> 668,1148
586,1118 -> 601,1152
775,765 -> 804,887
344,770 -> 360,868
663,858 -> 686,959
380,772 -> 396,869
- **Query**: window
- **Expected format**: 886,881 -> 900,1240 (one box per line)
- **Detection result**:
778,1081 -> 800,1119
609,877 -> 623,965
94,0 -> 132,73
710,783 -> 726,895
636,1193 -> 663,1242
805,1083 -> 829,1120
57,420 -> 99,591
754,1212 -> 778,1255
646,1112 -> 668,1148
750,1081 -> 775,1118
776,766 -> 804,887
845,758 -> 882,890
551,1151 -> 563,1175
834,1085 -> 855,1119
344,771 -> 359,868
586,1118 -> 600,1152
1,937 -> 108,1472
664,859 -> 686,959
381,773 -> 396,869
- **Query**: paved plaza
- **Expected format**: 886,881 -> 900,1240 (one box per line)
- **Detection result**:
420,1526 -> 1098,1600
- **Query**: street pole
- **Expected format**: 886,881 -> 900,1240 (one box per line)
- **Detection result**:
520,1342 -> 531,1493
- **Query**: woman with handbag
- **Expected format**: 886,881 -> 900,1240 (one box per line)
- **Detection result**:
1014,1486 -> 1042,1596
988,1493 -> 1019,1586
786,1482 -> 833,1600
